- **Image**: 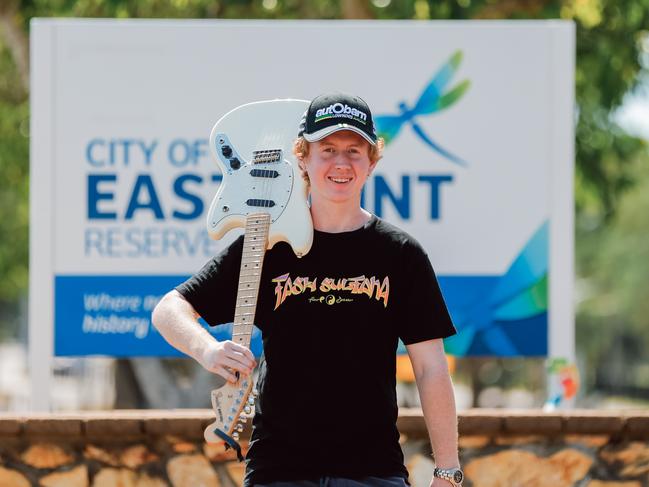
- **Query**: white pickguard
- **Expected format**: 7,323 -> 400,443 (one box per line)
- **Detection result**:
206,100 -> 313,257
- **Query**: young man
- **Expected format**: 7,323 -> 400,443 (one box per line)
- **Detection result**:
152,93 -> 462,487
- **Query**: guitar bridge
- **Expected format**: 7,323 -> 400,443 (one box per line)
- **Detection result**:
252,149 -> 282,164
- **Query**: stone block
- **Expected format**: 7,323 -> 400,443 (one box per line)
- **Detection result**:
464,448 -> 593,487
564,413 -> 625,435
397,409 -> 428,439
458,412 -> 502,435
120,445 -> 159,469
172,442 -> 197,454
92,468 -> 136,487
623,416 -> 649,438
494,435 -> 546,446
144,418 -> 204,439
167,454 -> 220,487
600,442 -> 649,477
565,435 -> 611,448
0,416 -> 23,436
224,461 -> 246,486
24,417 -> 82,437
84,445 -> 120,467
586,482 -> 642,487
0,466 -> 30,487
84,418 -> 143,438
503,412 -> 562,434
21,443 -> 74,469
40,465 -> 89,487
91,468 -> 167,487
458,435 -> 491,449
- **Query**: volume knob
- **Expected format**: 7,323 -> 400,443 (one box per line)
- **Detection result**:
221,145 -> 232,158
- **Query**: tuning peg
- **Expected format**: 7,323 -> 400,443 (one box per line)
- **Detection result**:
235,424 -> 244,432
239,416 -> 247,423
248,396 -> 255,405
244,405 -> 252,415
232,432 -> 240,441
252,388 -> 259,397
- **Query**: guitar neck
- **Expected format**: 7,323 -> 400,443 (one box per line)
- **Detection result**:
232,213 -> 270,349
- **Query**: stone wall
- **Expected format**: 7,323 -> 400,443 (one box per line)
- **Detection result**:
1,409 -> 648,486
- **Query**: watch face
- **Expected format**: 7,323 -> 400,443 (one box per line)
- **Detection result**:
453,471 -> 464,483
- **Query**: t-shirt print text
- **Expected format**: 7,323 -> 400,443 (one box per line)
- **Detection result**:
271,273 -> 390,310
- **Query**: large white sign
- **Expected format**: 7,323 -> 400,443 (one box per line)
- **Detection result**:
31,19 -> 574,409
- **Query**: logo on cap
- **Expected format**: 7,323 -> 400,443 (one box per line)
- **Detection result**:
315,103 -> 368,125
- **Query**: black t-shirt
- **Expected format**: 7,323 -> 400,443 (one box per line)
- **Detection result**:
176,215 -> 456,485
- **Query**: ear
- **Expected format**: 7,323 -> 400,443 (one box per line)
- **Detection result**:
368,159 -> 378,175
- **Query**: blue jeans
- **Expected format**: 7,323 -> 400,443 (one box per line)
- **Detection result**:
256,476 -> 408,487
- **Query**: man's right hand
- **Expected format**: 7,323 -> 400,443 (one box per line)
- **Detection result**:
199,339 -> 257,383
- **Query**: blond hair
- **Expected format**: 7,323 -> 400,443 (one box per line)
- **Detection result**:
292,136 -> 385,185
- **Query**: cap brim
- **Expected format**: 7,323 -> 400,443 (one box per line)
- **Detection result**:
303,123 -> 376,146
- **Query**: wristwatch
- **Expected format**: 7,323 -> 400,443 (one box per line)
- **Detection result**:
433,467 -> 464,486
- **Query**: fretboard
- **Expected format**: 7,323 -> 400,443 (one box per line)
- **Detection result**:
232,213 -> 270,349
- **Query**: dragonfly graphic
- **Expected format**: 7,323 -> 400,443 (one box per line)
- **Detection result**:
375,51 -> 471,167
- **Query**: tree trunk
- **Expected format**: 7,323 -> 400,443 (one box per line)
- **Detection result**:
0,1 -> 29,93
341,0 -> 375,20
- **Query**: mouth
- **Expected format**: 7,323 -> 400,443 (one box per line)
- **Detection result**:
328,176 -> 353,184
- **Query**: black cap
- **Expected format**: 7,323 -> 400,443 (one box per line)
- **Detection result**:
298,92 -> 377,146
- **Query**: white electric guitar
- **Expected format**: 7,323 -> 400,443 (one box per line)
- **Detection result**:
203,100 -> 313,458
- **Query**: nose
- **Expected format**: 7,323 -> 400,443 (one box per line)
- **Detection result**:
333,153 -> 352,167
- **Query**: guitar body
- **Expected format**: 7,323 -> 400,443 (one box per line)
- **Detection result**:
203,100 -> 312,455
206,100 -> 313,257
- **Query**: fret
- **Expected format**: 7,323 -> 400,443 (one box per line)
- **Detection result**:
226,214 -> 270,354
238,279 -> 261,285
239,273 -> 261,279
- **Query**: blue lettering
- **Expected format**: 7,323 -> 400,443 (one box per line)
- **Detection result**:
84,228 -> 104,256
106,227 -> 121,257
374,175 -> 410,219
418,175 -> 453,219
125,174 -> 164,220
86,139 -> 105,166
140,140 -> 158,165
194,139 -> 208,165
169,139 -> 191,167
87,174 -> 117,219
85,139 -> 158,167
162,228 -> 182,256
173,174 -> 204,220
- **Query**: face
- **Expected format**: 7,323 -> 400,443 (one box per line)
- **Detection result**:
301,131 -> 376,205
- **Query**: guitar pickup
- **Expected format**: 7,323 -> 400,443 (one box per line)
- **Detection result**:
250,169 -> 279,178
246,199 -> 276,208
